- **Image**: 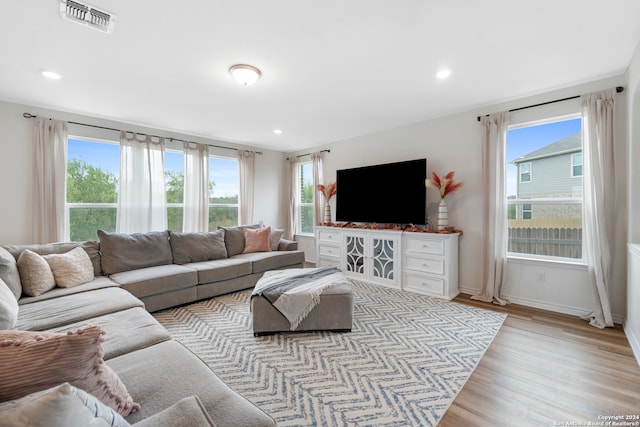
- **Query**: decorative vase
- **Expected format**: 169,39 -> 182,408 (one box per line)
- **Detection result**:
438,198 -> 448,231
323,201 -> 332,224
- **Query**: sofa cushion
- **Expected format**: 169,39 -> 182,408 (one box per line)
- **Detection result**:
169,230 -> 227,264
0,383 -> 131,427
18,276 -> 119,305
132,396 -> 215,427
16,286 -> 144,331
0,326 -> 139,417
234,250 -> 306,274
98,230 -> 172,275
43,246 -> 94,288
4,241 -> 102,278
108,340 -> 275,426
243,227 -> 272,253
0,278 -> 18,329
109,264 -> 197,298
185,258 -> 253,284
0,246 -> 22,299
16,249 -> 55,297
48,307 -> 171,361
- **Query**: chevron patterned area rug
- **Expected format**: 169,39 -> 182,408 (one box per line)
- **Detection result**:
153,280 -> 506,426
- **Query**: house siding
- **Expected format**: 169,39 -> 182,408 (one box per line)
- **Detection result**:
517,152 -> 582,198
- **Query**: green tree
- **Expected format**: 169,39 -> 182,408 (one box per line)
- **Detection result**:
67,159 -> 118,241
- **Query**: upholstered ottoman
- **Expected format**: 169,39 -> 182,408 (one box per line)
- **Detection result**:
251,273 -> 353,336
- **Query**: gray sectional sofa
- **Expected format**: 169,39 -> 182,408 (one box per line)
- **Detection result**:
0,225 -> 305,425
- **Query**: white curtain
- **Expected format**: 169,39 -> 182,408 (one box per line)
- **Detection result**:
286,157 -> 298,240
183,142 -> 209,232
238,150 -> 255,225
472,112 -> 510,305
33,117 -> 68,243
311,152 -> 323,226
116,132 -> 167,233
581,89 -> 616,328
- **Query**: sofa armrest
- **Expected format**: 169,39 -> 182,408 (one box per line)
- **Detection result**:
133,396 -> 216,427
278,239 -> 298,251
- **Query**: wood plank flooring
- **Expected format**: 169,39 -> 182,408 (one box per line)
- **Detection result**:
439,294 -> 640,427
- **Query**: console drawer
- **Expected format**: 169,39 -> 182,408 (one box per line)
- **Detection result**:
404,273 -> 444,295
318,230 -> 341,243
318,243 -> 341,258
404,236 -> 445,255
404,255 -> 444,275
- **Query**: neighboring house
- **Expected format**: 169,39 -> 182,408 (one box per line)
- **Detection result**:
511,131 -> 582,221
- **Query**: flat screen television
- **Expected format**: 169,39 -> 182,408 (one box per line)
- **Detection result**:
336,158 -> 427,225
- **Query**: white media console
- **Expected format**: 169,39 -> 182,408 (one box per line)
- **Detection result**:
315,226 -> 459,300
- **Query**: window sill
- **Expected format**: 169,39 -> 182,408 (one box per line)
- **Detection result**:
507,254 -> 587,270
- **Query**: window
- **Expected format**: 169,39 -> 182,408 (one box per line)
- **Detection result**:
571,152 -> 583,177
66,138 -> 119,241
165,150 -> 184,232
506,117 -> 583,260
297,162 -> 314,234
519,162 -> 531,183
209,156 -> 239,230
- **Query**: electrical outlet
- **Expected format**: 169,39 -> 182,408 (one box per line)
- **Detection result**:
536,272 -> 546,283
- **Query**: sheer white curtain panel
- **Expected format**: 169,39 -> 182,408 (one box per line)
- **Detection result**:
311,152 -> 323,226
238,150 -> 255,225
116,132 -> 167,233
472,112 -> 510,305
183,142 -> 209,232
286,157 -> 298,240
33,117 -> 68,243
581,89 -> 616,328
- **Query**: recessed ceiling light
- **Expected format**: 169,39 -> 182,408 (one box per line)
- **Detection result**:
229,64 -> 261,86
42,70 -> 63,80
273,129 -> 283,135
436,69 -> 451,80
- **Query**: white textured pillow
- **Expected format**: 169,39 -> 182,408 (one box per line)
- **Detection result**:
0,278 -> 18,329
16,249 -> 55,297
0,382 -> 131,427
43,247 -> 94,288
269,228 -> 285,251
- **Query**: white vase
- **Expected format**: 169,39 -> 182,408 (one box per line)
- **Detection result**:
438,198 -> 448,231
323,201 -> 332,224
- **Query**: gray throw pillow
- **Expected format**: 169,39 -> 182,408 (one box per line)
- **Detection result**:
0,278 -> 18,329
169,230 -> 227,264
98,230 -> 172,275
218,224 -> 262,257
0,246 -> 22,299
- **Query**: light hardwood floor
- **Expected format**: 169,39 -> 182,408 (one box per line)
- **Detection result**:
440,294 -> 640,427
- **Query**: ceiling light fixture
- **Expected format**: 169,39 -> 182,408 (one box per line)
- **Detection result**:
273,129 -> 283,135
229,64 -> 262,86
42,70 -> 63,80
436,69 -> 452,80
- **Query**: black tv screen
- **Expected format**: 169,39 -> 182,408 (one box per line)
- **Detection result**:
336,158 -> 427,225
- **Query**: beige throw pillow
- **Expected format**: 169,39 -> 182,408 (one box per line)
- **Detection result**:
43,247 -> 94,288
269,228 -> 285,251
16,249 -> 55,297
0,326 -> 140,417
0,278 -> 18,329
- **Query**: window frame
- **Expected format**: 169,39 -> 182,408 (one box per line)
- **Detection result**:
519,162 -> 532,183
208,154 -> 240,230
571,152 -> 583,177
296,161 -> 314,236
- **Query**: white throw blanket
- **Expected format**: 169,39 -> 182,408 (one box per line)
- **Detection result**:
252,267 -> 350,330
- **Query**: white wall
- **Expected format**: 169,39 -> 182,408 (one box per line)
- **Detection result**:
0,100 -> 288,244
625,40 -> 640,364
293,75 -> 628,321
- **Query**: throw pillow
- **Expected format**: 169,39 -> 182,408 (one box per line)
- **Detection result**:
169,230 -> 227,264
0,246 -> 22,300
0,278 -> 18,329
43,247 -> 94,288
16,249 -> 55,297
0,325 -> 140,417
269,228 -> 285,251
243,227 -> 272,253
218,223 -> 263,257
0,383 -> 131,427
98,230 -> 172,275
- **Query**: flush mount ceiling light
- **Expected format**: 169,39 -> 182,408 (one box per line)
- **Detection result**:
42,70 -> 63,80
229,64 -> 262,86
436,69 -> 452,80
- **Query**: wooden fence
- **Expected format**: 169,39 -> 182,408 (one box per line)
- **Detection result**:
508,227 -> 582,259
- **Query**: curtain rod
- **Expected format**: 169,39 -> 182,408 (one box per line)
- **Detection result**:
22,112 -> 263,155
476,86 -> 624,122
296,149 -> 331,158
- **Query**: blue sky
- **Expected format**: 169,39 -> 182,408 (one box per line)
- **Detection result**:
68,139 -> 239,198
506,118 -> 581,196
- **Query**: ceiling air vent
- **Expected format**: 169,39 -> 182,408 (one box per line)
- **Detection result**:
59,0 -> 116,33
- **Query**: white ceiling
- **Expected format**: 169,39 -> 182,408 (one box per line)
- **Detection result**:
1,1 -> 640,152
